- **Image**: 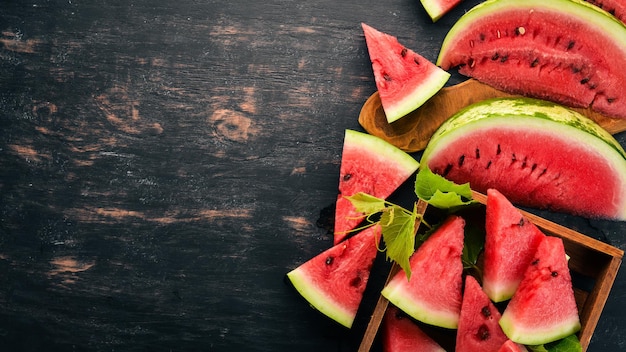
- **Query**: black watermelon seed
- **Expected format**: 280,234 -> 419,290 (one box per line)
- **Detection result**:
458,154 -> 465,167
531,58 -> 540,67
350,276 -> 362,287
532,259 -> 540,265
567,40 -> 576,50
518,217 -> 525,226
401,47 -> 407,57
383,73 -> 392,81
485,161 -> 492,169
491,52 -> 500,61
496,144 -> 501,155
477,325 -> 490,341
481,306 -> 491,318
552,271 -> 559,277
500,55 -> 508,63
443,163 -> 453,176
325,256 -> 334,265
580,77 -> 590,85
475,148 -> 480,159
343,174 -> 352,181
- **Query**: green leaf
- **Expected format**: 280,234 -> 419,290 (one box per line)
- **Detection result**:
462,223 -> 484,270
414,167 -> 475,209
344,192 -> 386,215
528,335 -> 583,352
379,204 -> 417,280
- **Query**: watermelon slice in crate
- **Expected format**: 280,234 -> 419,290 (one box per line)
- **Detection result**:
356,190 -> 623,352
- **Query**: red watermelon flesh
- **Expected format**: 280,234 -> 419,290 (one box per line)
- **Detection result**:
361,23 -> 450,123
499,236 -> 581,345
382,305 -> 446,352
483,188 -> 546,303
436,0 -> 626,118
419,0 -> 463,22
286,224 -> 381,328
381,216 -> 465,329
498,340 -> 529,352
456,275 -> 509,352
334,129 -> 419,244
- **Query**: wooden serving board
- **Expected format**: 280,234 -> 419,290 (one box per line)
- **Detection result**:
358,79 -> 626,153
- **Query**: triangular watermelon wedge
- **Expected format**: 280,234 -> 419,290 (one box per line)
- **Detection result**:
286,224 -> 381,328
456,275 -> 509,352
419,0 -> 463,22
381,216 -> 465,329
499,236 -> 581,345
361,23 -> 450,123
382,305 -> 446,352
334,129 -> 419,244
482,188 -> 546,302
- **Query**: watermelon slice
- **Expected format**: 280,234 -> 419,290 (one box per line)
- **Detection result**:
456,275 -> 509,352
382,305 -> 446,352
482,188 -> 546,303
420,97 -> 626,220
381,216 -> 465,329
499,236 -> 581,345
419,0 -> 463,22
436,0 -> 626,118
286,224 -> 381,328
498,340 -> 529,352
361,23 -> 450,123
334,129 -> 419,244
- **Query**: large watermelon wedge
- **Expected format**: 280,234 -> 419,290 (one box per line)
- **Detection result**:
436,0 -> 626,119
362,23 -> 450,123
334,129 -> 419,244
381,216 -> 465,329
286,224 -> 381,328
483,188 -> 546,303
499,236 -> 581,345
420,97 -> 626,220
382,305 -> 446,352
456,275 -> 509,352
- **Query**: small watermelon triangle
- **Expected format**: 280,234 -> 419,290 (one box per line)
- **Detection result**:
333,130 -> 419,244
456,275 -> 509,352
361,23 -> 450,123
382,305 -> 446,352
381,215 -> 465,329
499,236 -> 581,345
482,188 -> 546,302
286,224 -> 381,328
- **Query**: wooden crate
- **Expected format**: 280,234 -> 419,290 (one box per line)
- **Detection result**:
358,192 -> 623,352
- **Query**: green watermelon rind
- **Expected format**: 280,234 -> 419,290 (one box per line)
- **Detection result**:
381,285 -> 460,329
499,312 -> 581,346
343,129 -> 420,173
420,97 -> 626,219
423,97 -> 626,160
436,0 -> 626,67
384,68 -> 450,124
286,268 -> 354,328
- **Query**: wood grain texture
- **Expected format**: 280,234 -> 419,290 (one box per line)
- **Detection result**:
0,0 -> 625,351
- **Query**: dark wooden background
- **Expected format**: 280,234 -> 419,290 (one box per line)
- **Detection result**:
1,0 -> 624,351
